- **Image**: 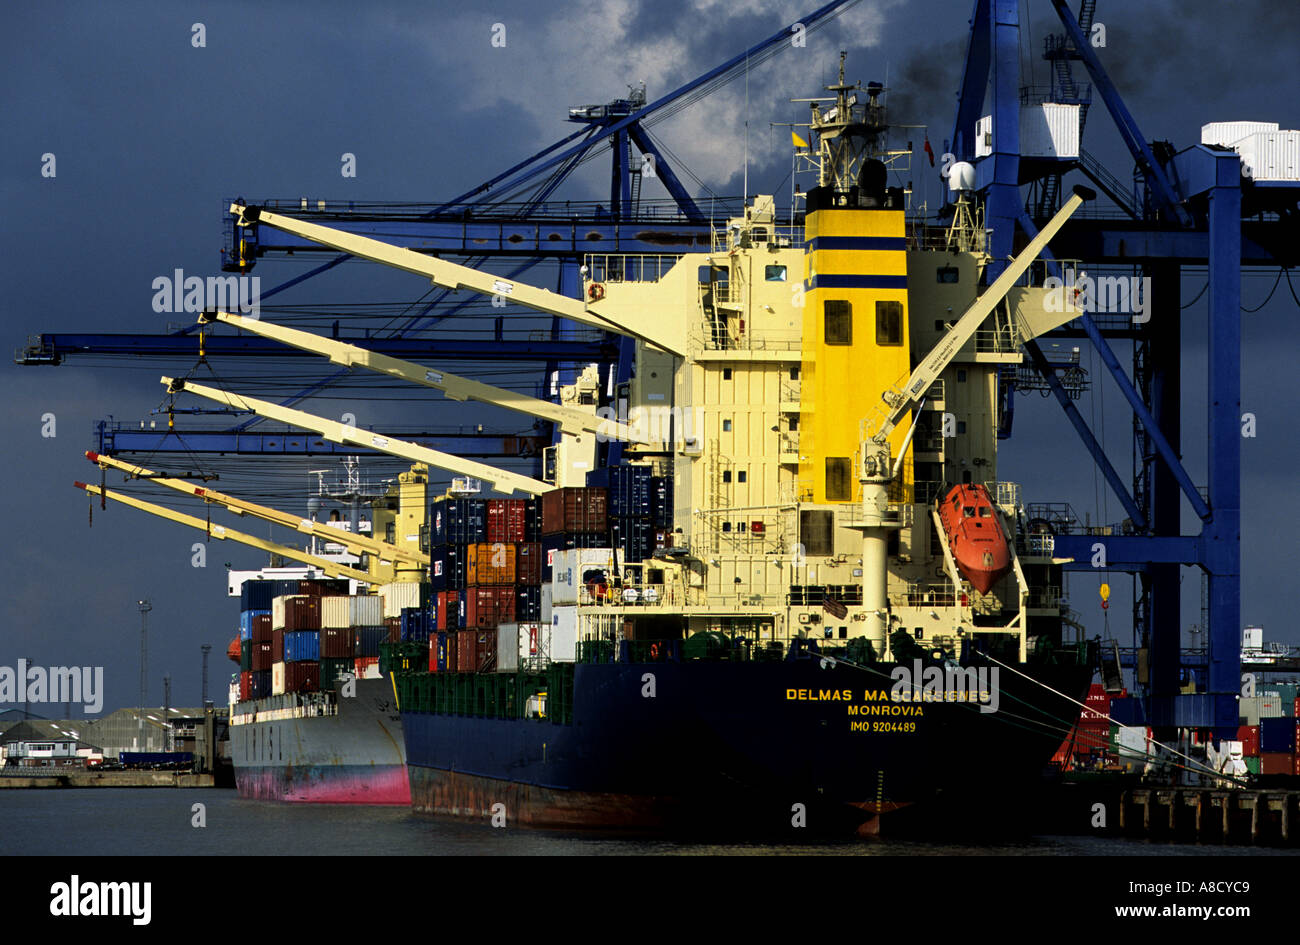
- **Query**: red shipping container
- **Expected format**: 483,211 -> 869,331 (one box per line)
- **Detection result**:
464,586 -> 515,628
272,627 -> 285,662
239,671 -> 252,701
252,613 -> 273,643
467,542 -> 517,585
455,629 -> 496,672
445,633 -> 458,673
1260,752 -> 1292,776
437,590 -> 460,631
251,641 -> 275,672
298,579 -> 349,598
284,660 -> 320,693
542,487 -> 608,535
355,656 -> 379,673
385,617 -> 401,642
515,542 -> 542,586
1236,725 -> 1260,756
281,595 -> 322,631
487,499 -> 527,542
320,627 -> 354,658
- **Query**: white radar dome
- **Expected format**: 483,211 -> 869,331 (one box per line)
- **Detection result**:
947,161 -> 976,192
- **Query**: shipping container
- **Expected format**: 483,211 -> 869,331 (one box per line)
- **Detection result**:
430,497 -> 486,545
497,624 -> 520,673
430,543 -> 467,591
1236,725 -> 1261,757
320,627 -> 354,659
271,661 -> 286,696
1234,130 -> 1300,181
541,582 -> 553,623
436,589 -> 462,631
610,517 -> 656,562
1201,120 -> 1279,147
355,656 -> 380,679
1260,684 -> 1299,713
498,622 -> 547,671
1019,102 -> 1079,158
550,547 -> 618,605
319,657 -> 355,688
250,669 -> 272,700
587,465 -> 654,519
1259,752 -> 1293,776
400,606 -> 433,642
240,639 -> 253,672
252,613 -> 273,643
321,594 -> 384,629
455,629 -> 497,672
515,584 -> 541,622
650,476 -> 673,528
240,609 -> 271,640
298,578 -> 350,597
274,579 -> 301,598
515,542 -> 542,586
284,630 -> 321,663
240,579 -> 277,612
239,671 -> 252,701
466,542 -> 517,585
272,628 -> 285,665
251,641 -> 275,672
272,595 -> 322,631
1260,717 -> 1296,753
384,616 -> 401,642
353,626 -> 388,658
550,607 -> 579,662
443,632 -> 458,674
1244,756 -> 1262,775
487,499 -> 528,542
380,582 -> 426,619
524,497 -> 542,542
284,660 -> 320,694
464,586 -> 516,628
542,487 -> 608,535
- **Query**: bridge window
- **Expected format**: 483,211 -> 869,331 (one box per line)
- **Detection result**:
800,510 -> 834,557
937,266 -> 960,284
824,301 -> 852,345
825,457 -> 852,501
765,265 -> 787,282
876,301 -> 903,346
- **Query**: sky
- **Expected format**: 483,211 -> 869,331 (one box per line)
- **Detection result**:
1,0 -> 1297,716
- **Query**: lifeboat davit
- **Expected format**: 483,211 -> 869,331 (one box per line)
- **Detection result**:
937,484 -> 1012,594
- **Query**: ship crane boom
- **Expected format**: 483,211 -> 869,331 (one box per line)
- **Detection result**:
229,203 -> 686,356
870,186 -> 1093,446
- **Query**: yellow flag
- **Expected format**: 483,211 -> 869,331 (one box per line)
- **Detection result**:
791,130 -> 809,150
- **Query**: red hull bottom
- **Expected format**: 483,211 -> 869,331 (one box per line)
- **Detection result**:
235,764 -> 410,805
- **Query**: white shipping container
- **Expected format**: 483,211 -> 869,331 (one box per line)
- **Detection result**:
497,623 -> 520,673
321,594 -> 384,629
550,548 -> 618,606
1200,121 -> 1278,147
550,607 -> 578,662
271,662 -> 286,696
1243,626 -> 1264,649
541,583 -> 553,623
1234,130 -> 1300,181
1020,103 -> 1079,158
379,582 -> 423,619
271,595 -> 290,631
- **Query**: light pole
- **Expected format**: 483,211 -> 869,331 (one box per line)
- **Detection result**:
137,600 -> 152,751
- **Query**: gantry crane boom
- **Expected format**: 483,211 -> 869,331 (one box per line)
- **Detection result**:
870,185 -> 1094,445
229,203 -> 687,355
84,450 -> 426,565
74,481 -> 375,584
160,376 -> 551,496
199,310 -> 645,443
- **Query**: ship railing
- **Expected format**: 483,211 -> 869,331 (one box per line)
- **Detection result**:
584,253 -> 684,284
574,582 -> 680,607
892,583 -> 963,608
1027,586 -> 1062,609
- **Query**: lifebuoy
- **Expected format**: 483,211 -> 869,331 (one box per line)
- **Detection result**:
587,282 -> 605,302
649,642 -> 661,660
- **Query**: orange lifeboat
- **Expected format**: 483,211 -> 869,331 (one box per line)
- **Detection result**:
937,484 -> 1012,594
227,637 -> 242,663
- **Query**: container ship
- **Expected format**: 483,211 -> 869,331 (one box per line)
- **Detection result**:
81,60 -> 1101,834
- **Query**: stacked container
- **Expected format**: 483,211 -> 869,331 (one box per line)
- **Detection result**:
542,486 -> 608,583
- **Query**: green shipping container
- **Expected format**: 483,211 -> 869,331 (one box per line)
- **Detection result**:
320,657 -> 354,688
1245,757 -> 1262,775
240,639 -> 253,672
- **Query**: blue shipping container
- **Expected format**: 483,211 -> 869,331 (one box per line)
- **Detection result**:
283,630 -> 320,662
353,625 -> 388,657
250,669 -> 272,699
431,498 -> 487,546
1260,717 -> 1296,753
240,580 -> 276,612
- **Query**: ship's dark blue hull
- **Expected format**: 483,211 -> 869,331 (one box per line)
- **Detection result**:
401,657 -> 1093,835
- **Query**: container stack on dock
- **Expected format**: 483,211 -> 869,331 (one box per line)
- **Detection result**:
1238,684 -> 1300,777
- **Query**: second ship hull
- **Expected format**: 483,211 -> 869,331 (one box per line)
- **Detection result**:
231,677 -> 409,805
